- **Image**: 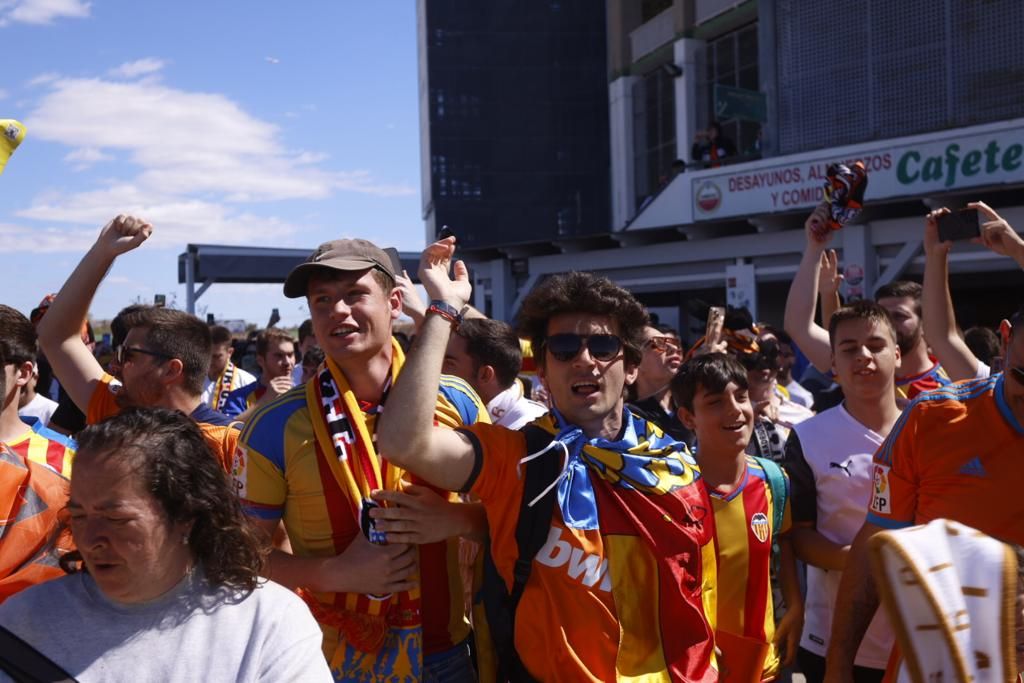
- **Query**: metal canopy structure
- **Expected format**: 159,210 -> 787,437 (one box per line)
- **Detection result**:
177,244 -> 421,314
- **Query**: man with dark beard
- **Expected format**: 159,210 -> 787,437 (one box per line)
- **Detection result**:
785,204 -> 950,402
873,280 -> 950,400
37,214 -> 240,471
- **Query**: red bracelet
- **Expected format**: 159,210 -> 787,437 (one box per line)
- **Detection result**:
426,300 -> 463,328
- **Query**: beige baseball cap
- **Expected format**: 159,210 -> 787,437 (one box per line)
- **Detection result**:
283,238 -> 396,298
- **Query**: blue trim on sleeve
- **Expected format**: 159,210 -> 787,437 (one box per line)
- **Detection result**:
242,502 -> 284,521
223,382 -> 260,418
994,374 -> 1024,435
438,375 -> 484,425
865,512 -> 913,530
31,421 -> 77,450
875,376 -> 996,466
239,389 -> 307,473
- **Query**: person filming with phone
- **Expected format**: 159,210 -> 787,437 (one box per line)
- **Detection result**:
923,201 -> 1024,381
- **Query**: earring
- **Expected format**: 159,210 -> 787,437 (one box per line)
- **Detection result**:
181,534 -> 189,545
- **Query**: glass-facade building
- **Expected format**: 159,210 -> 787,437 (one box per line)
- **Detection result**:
417,0 -> 610,252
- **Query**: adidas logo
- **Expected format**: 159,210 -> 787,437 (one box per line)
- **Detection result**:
958,456 -> 987,478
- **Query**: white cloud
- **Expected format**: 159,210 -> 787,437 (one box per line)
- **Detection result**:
0,89 -> 8,100
0,221 -> 96,253
63,146 -> 113,169
264,56 -> 280,65
9,72 -> 414,254
17,184 -> 302,248
26,76 -> 414,200
2,0 -> 90,25
108,58 -> 167,80
27,72 -> 59,87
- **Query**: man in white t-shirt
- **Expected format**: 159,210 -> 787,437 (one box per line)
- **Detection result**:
200,325 -> 256,411
442,317 -> 547,429
782,301 -> 902,683
18,364 -> 58,427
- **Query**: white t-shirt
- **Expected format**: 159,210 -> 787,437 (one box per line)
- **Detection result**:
486,382 -> 548,430
785,379 -> 815,409
201,365 -> 257,408
787,403 -> 895,669
18,393 -> 59,427
0,571 -> 332,683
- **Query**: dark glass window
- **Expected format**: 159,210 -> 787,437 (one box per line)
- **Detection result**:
702,23 -> 761,159
632,66 -> 677,206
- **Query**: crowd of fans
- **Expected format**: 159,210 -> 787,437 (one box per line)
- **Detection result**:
0,200 -> 1022,683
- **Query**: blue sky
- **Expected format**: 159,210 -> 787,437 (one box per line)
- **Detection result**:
0,1 -> 424,326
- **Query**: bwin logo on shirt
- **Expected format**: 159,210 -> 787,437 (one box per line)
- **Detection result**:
535,526 -> 612,592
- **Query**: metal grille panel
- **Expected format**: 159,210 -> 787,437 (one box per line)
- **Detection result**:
776,0 -> 1024,155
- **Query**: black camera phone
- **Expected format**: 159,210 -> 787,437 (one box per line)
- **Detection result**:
936,209 -> 980,242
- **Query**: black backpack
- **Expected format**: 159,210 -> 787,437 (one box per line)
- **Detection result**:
479,425 -> 559,683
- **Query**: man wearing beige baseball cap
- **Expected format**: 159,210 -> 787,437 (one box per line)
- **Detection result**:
235,237 -> 489,682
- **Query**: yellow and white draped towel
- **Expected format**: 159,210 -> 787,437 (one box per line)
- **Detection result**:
869,518 -> 1020,683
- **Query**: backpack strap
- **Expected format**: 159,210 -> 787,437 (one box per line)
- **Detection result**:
0,625 -> 78,682
480,424 -> 560,683
753,455 -> 787,536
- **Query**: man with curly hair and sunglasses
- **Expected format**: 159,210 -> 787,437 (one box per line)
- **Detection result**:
379,237 -> 718,682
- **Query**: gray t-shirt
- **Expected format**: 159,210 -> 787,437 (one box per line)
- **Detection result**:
0,570 -> 331,683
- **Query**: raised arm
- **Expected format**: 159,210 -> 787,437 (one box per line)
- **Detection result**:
377,237 -> 478,492
823,520 -> 886,683
971,200 -> 1024,270
922,207 -> 980,380
784,204 -> 836,373
37,215 -> 152,411
818,249 -> 843,332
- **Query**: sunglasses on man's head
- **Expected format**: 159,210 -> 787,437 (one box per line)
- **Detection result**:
115,345 -> 172,366
544,334 -> 623,362
646,336 -> 681,354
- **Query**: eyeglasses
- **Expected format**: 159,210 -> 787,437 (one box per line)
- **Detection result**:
646,336 -> 681,354
115,345 -> 172,366
544,334 -> 623,362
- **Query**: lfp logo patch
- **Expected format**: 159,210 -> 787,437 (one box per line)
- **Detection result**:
870,464 -> 890,514
750,512 -> 770,543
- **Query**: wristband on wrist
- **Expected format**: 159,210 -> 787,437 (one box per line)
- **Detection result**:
426,300 -> 464,328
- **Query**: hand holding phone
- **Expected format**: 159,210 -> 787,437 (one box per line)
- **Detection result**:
936,209 -> 980,243
706,306 -> 725,346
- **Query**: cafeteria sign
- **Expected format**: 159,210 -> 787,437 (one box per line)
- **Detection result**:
691,119 -> 1024,220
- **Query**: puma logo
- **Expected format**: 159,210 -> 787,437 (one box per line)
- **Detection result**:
829,461 -> 853,476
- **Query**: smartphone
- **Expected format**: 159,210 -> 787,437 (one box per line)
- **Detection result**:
706,306 -> 725,342
936,209 -> 980,242
382,247 -> 404,276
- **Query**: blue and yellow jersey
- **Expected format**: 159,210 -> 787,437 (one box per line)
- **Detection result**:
222,382 -> 266,418
868,374 -> 1024,545
895,356 -> 952,401
706,456 -> 791,679
236,373 -> 489,658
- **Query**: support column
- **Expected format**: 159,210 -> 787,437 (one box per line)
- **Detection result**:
609,75 -> 639,230
841,223 -> 876,301
673,37 -> 705,167
185,247 -> 196,315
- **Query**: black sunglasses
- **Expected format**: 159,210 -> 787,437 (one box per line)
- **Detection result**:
115,345 -> 172,366
545,334 -> 623,362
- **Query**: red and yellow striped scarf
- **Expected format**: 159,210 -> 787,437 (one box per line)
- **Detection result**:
300,341 -> 422,668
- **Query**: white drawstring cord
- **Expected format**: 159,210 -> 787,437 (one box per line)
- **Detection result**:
516,437 -> 573,508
